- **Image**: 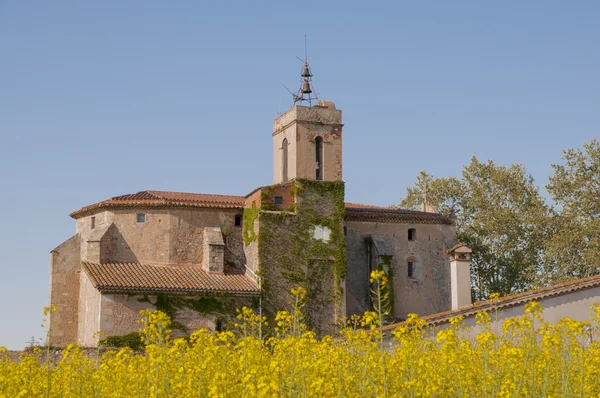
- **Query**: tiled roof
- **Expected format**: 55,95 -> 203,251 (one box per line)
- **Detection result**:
70,190 -> 246,218
382,273 -> 600,332
71,189 -> 453,225
82,261 -> 260,296
344,202 -> 391,210
344,204 -> 453,224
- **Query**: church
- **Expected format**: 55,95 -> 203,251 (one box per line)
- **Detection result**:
48,65 -> 472,346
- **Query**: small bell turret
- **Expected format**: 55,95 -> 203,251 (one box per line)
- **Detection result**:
287,35 -> 319,106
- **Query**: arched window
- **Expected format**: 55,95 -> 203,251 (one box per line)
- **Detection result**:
282,138 -> 289,181
315,136 -> 323,180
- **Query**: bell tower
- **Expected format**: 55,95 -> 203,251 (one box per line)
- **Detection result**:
273,60 -> 343,184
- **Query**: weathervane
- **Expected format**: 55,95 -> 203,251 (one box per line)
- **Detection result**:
283,35 -> 319,106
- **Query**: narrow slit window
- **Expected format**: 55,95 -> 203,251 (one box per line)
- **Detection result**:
137,213 -> 146,223
234,215 -> 242,227
315,136 -> 323,180
407,261 -> 414,278
282,138 -> 289,182
91,216 -> 96,230
408,228 -> 416,241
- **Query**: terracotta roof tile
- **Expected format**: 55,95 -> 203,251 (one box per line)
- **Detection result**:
344,202 -> 391,210
82,261 -> 260,296
70,190 -> 246,218
344,205 -> 453,224
113,190 -> 246,205
382,273 -> 600,332
70,189 -> 453,225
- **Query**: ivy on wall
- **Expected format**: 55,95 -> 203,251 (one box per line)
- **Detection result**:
137,293 -> 248,333
253,179 -> 347,333
100,293 -> 257,350
243,206 -> 259,246
377,255 -> 395,318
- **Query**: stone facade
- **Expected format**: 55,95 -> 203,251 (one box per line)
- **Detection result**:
74,208 -> 245,267
273,103 -> 343,184
49,101 -> 469,346
345,221 -> 457,319
49,235 -> 81,345
49,206 -> 253,347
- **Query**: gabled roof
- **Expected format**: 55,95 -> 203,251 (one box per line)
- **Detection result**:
82,261 -> 260,296
71,190 -> 453,224
382,273 -> 600,332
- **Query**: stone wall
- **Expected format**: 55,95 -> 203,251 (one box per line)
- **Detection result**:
50,206 -> 247,346
78,293 -> 254,346
77,271 -> 101,346
273,105 -> 343,184
345,221 -> 457,319
253,180 -> 345,334
295,120 -> 342,182
48,234 -> 81,346
75,208 -> 244,266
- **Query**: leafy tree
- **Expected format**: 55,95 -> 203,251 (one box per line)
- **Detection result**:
544,139 -> 600,283
399,157 -> 550,301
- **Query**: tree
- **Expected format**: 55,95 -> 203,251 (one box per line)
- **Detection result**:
399,157 -> 550,301
544,139 -> 600,282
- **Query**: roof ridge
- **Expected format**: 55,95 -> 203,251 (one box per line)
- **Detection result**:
110,190 -> 163,200
147,190 -> 245,199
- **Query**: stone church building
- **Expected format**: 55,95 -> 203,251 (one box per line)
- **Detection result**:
48,97 -> 472,347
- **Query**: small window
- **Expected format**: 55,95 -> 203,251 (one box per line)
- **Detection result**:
407,261 -> 414,278
282,138 -> 289,182
234,215 -> 242,227
137,213 -> 146,223
91,216 -> 96,230
315,136 -> 323,180
408,228 -> 416,241
274,196 -> 283,205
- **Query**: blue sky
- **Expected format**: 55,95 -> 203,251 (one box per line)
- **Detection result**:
0,1 -> 598,349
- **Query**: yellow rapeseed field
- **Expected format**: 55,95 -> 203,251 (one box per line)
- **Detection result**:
2,274 -> 600,397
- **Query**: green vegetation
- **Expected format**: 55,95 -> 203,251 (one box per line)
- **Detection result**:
243,205 -> 259,246
377,255 -> 394,317
254,179 -> 346,331
399,139 -> 600,300
137,294 -> 242,333
99,332 -> 144,351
